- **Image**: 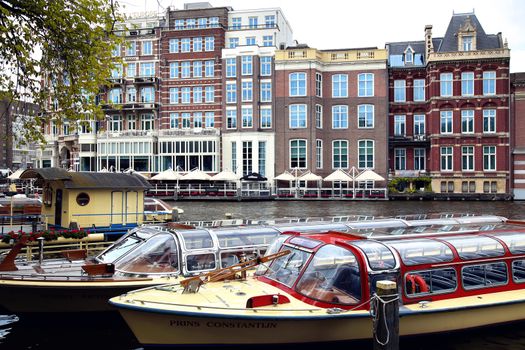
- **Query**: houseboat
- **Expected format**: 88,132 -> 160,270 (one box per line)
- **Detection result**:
110,217 -> 525,346
0,214 -> 505,315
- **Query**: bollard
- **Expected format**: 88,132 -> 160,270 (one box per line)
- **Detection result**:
373,280 -> 399,350
37,236 -> 45,265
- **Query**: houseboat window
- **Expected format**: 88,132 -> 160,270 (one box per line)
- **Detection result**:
512,260 -> 525,283
388,239 -> 453,266
178,229 -> 214,250
265,246 -> 312,287
76,192 -> 90,206
114,233 -> 179,274
288,236 -> 323,249
296,244 -> 361,304
215,227 -> 279,248
489,232 -> 525,254
404,268 -> 457,297
441,235 -> 505,260
256,235 -> 290,275
97,232 -> 147,263
351,241 -> 396,270
461,262 -> 508,290
186,253 -> 216,272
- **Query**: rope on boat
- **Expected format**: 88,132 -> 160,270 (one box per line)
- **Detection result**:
370,293 -> 400,346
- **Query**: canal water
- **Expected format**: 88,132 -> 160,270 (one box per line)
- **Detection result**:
2,200 -> 525,349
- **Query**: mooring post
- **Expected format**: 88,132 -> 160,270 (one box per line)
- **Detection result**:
373,280 -> 399,350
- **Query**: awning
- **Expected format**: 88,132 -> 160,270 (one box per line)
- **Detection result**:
181,169 -> 212,181
7,168 -> 24,180
299,171 -> 322,181
355,169 -> 385,182
211,169 -> 239,182
151,168 -> 183,181
241,172 -> 267,181
274,171 -> 296,181
323,169 -> 353,182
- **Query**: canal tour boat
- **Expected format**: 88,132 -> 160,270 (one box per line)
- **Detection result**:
110,216 -> 525,346
0,214 -> 504,315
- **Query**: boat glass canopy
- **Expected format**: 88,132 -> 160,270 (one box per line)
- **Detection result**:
351,240 -> 396,270
178,229 -> 214,250
265,246 -> 312,287
256,235 -> 290,275
214,227 -> 279,248
387,239 -> 454,266
96,228 -> 156,263
488,232 -> 525,255
440,235 -> 505,260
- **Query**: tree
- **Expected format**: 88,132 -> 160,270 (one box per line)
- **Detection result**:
0,0 -> 123,144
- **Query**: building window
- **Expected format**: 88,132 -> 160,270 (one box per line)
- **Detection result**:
258,141 -> 266,176
440,111 -> 453,134
231,142 -> 237,171
404,47 -> 414,63
394,80 -> 406,102
226,109 -> 237,129
483,109 -> 496,133
169,38 -> 179,53
260,108 -> 272,128
358,73 -> 374,97
242,141 -> 253,175
205,112 -> 214,128
109,115 -> 122,131
205,36 -> 214,51
181,38 -> 190,52
413,79 -> 425,101
263,35 -> 273,47
193,87 -> 203,103
169,62 -> 179,79
128,114 -> 137,130
242,107 -> 253,128
241,80 -> 253,102
394,148 -> 406,170
111,44 -> 120,57
289,72 -> 306,96
126,63 -> 136,78
193,37 -> 202,52
186,19 -> 196,29
316,139 -> 323,169
461,72 -> 474,96
483,146 -> 496,171
181,61 -> 190,78
181,87 -> 190,104
205,60 -> 214,77
193,112 -> 203,128
483,181 -> 497,193
462,146 -> 474,171
260,81 -> 272,102
181,113 -> 190,128
198,17 -> 208,28
332,105 -> 348,129
174,19 -> 184,30
229,37 -> 239,48
441,181 -> 455,193
169,113 -> 179,129
440,73 -> 453,97
441,146 -> 453,171
205,86 -> 214,103
461,110 -> 474,134
265,15 -> 275,28
141,113 -> 154,130
260,56 -> 272,76
316,73 -> 322,97
140,62 -> 154,77
140,87 -> 154,102
315,104 -> 323,129
126,41 -> 136,56
394,115 -> 406,136
226,82 -> 236,103
483,71 -> 496,95
290,139 -> 307,168
241,56 -> 253,75
248,16 -> 258,29
126,87 -> 136,103
358,104 -> 374,128
414,148 -> 425,171
226,58 -> 236,78
193,61 -> 202,78
462,36 -> 473,51
332,74 -> 348,98
358,140 -> 374,169
333,140 -> 348,169
169,87 -> 179,104
461,181 -> 476,193
289,104 -> 307,128
246,37 -> 256,46
413,114 -> 425,136
231,17 -> 241,30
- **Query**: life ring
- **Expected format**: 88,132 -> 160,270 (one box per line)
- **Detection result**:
406,274 -> 429,294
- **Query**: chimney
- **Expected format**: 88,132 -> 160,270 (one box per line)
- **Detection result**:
425,25 -> 434,59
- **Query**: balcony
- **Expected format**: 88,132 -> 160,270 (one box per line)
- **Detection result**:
158,128 -> 220,137
108,77 -> 124,85
389,134 -> 430,147
134,76 -> 158,85
228,24 -> 278,31
99,130 -> 158,138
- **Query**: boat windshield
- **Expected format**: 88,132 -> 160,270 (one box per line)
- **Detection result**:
256,235 -> 290,275
265,246 -> 312,287
440,235 -> 505,260
488,232 -> 525,255
114,233 -> 179,274
387,239 -> 454,266
178,229 -> 214,250
96,229 -> 154,263
214,227 -> 279,248
351,240 -> 396,270
296,244 -> 361,305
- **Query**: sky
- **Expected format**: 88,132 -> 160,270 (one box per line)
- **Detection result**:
118,0 -> 525,72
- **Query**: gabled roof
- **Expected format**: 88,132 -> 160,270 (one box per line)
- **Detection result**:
439,13 -> 502,52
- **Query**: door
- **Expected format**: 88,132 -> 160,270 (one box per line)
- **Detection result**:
55,189 -> 63,227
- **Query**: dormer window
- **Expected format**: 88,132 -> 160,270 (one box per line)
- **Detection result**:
404,46 -> 414,64
462,36 -> 473,51
457,16 -> 477,51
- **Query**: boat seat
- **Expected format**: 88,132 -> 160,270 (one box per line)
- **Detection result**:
81,263 -> 115,277
330,265 -> 361,300
221,254 -> 239,268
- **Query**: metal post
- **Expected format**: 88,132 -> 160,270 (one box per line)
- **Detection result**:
37,236 -> 45,265
373,280 -> 399,350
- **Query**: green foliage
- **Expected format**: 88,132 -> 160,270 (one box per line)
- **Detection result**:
0,0 -> 124,144
1,229 -> 89,244
388,177 -> 433,194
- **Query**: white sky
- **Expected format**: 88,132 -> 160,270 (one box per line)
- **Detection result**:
119,0 -> 525,72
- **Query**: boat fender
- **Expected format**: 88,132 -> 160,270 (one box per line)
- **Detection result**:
406,274 -> 429,294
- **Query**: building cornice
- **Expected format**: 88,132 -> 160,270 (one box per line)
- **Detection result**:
427,48 -> 510,62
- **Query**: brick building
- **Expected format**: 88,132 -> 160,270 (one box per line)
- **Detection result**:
511,73 -> 525,199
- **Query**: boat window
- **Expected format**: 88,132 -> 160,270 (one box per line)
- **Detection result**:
97,232 -> 147,263
512,260 -> 525,283
296,244 -> 361,304
215,227 -> 279,248
351,241 -> 396,270
404,268 -> 457,298
440,235 -> 505,260
387,239 -> 454,266
461,262 -> 508,290
186,253 -> 216,272
179,229 -> 214,250
256,235 -> 290,275
265,246 -> 312,287
114,233 -> 179,274
288,236 -> 323,250
276,223 -> 350,234
489,232 -> 525,255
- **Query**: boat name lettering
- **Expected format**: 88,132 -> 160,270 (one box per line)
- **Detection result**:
206,321 -> 277,329
169,320 -> 200,327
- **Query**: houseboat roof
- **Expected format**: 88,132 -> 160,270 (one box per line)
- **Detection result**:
21,168 -> 152,189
